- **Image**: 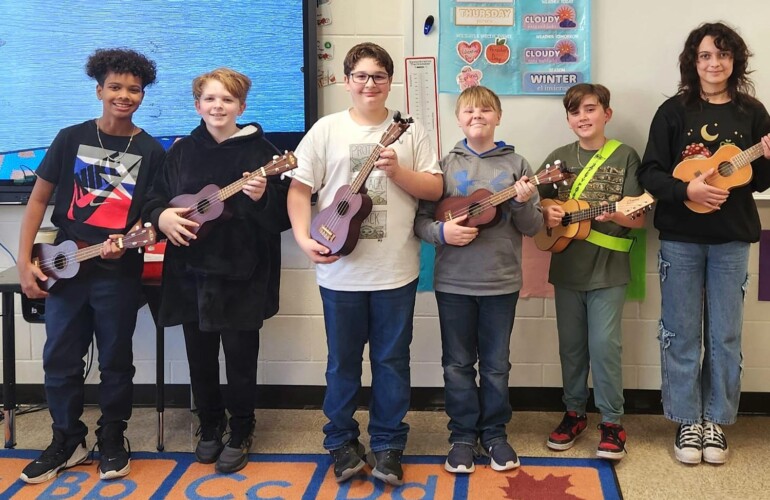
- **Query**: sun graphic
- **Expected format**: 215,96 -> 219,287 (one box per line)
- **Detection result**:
556,39 -> 576,56
556,5 -> 576,21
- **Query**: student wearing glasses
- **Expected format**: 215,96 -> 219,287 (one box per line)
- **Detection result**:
287,42 -> 442,486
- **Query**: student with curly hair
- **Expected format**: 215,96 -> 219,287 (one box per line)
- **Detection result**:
17,48 -> 165,483
638,22 -> 770,465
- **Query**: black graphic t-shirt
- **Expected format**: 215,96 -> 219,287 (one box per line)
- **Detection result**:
36,120 -> 165,271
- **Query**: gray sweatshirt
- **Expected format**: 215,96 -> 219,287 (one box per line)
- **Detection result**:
414,140 -> 543,295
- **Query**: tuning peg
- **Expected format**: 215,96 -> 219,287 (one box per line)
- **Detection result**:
144,222 -> 151,228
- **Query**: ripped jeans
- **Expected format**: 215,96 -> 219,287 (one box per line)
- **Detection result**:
657,240 -> 749,425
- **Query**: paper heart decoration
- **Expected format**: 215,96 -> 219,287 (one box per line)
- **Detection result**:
457,40 -> 482,64
456,66 -> 483,91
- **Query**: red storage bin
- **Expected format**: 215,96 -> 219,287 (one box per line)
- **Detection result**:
142,241 -> 166,283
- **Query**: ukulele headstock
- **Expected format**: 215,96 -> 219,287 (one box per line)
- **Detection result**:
379,111 -> 414,148
536,160 -> 574,186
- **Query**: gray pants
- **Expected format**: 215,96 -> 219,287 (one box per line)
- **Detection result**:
554,285 -> 626,424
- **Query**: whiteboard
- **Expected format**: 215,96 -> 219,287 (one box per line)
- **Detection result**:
410,0 -> 770,200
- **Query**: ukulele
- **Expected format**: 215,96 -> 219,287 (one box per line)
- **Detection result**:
673,142 -> 764,213
169,151 -> 297,237
534,192 -> 655,253
310,112 -> 413,256
32,224 -> 157,291
435,160 -> 573,229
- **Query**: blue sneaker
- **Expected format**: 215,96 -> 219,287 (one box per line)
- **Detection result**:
487,442 -> 520,471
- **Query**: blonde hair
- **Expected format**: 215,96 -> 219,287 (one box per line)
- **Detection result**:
454,86 -> 502,116
192,68 -> 251,102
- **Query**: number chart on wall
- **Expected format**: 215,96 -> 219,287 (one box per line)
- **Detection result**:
438,0 -> 591,95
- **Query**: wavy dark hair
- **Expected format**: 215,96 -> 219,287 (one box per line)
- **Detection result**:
86,48 -> 158,89
677,22 -> 756,109
343,42 -> 394,77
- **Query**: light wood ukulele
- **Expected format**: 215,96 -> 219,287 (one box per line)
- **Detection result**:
310,112 -> 413,256
169,152 -> 297,238
32,224 -> 156,291
534,192 -> 655,253
435,160 -> 572,228
673,142 -> 765,213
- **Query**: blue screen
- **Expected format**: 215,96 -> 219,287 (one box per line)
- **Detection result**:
0,0 -> 310,185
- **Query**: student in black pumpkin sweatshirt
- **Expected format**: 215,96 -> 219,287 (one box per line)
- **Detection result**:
141,67 -> 290,474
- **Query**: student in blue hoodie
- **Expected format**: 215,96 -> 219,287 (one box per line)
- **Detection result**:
142,68 -> 290,475
414,85 -> 542,474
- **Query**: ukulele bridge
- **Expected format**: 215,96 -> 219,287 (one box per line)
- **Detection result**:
318,225 -> 336,242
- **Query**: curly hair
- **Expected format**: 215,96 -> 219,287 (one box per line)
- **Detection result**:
85,48 -> 158,89
677,22 -> 756,108
343,42 -> 394,77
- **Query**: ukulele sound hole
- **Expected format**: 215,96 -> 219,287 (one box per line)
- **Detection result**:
468,202 -> 482,218
53,253 -> 68,271
719,161 -> 734,176
196,198 -> 211,215
336,200 -> 350,217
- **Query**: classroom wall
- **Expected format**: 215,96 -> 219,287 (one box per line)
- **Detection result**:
2,0 -> 770,394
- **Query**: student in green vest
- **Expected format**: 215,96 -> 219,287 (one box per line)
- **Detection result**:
536,83 -> 645,461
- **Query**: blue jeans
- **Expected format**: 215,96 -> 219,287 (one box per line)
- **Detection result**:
319,280 -> 417,452
436,291 -> 518,448
658,240 -> 749,425
554,285 -> 626,424
43,267 -> 140,441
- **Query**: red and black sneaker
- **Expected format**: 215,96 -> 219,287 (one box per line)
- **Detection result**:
547,411 -> 588,451
596,422 -> 627,460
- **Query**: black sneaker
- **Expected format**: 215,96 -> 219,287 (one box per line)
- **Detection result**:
20,436 -> 88,484
96,426 -> 131,480
330,439 -> 366,483
675,423 -> 703,465
215,426 -> 253,474
368,449 -> 404,486
702,422 -> 728,465
444,443 -> 478,473
195,417 -> 227,464
487,442 -> 521,471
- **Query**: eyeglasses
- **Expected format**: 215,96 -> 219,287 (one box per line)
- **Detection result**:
349,72 -> 390,85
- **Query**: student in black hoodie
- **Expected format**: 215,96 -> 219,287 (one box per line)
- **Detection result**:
638,22 -> 770,466
142,68 -> 290,474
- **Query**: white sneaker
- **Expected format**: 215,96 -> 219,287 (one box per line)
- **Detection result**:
674,423 -> 703,464
702,422 -> 729,464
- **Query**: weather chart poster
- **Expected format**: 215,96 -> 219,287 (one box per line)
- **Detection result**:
438,0 -> 591,95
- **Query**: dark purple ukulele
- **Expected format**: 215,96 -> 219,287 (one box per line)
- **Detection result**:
169,152 -> 297,238
310,112 -> 413,256
32,224 -> 156,291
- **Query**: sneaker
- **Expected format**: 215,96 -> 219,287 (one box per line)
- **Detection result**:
487,442 -> 520,471
96,426 -> 131,480
215,427 -> 253,474
702,422 -> 728,464
444,443 -> 478,473
330,439 -> 366,483
547,411 -> 588,451
675,423 -> 703,464
195,417 -> 227,464
20,436 -> 88,484
368,449 -> 404,486
596,423 -> 627,460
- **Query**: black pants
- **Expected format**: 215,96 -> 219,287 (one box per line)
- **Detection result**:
182,322 -> 260,432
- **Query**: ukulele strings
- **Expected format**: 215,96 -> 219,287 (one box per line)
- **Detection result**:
177,161 -> 283,218
446,167 -> 561,220
562,203 -> 615,225
322,143 -> 385,231
35,243 -> 106,272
